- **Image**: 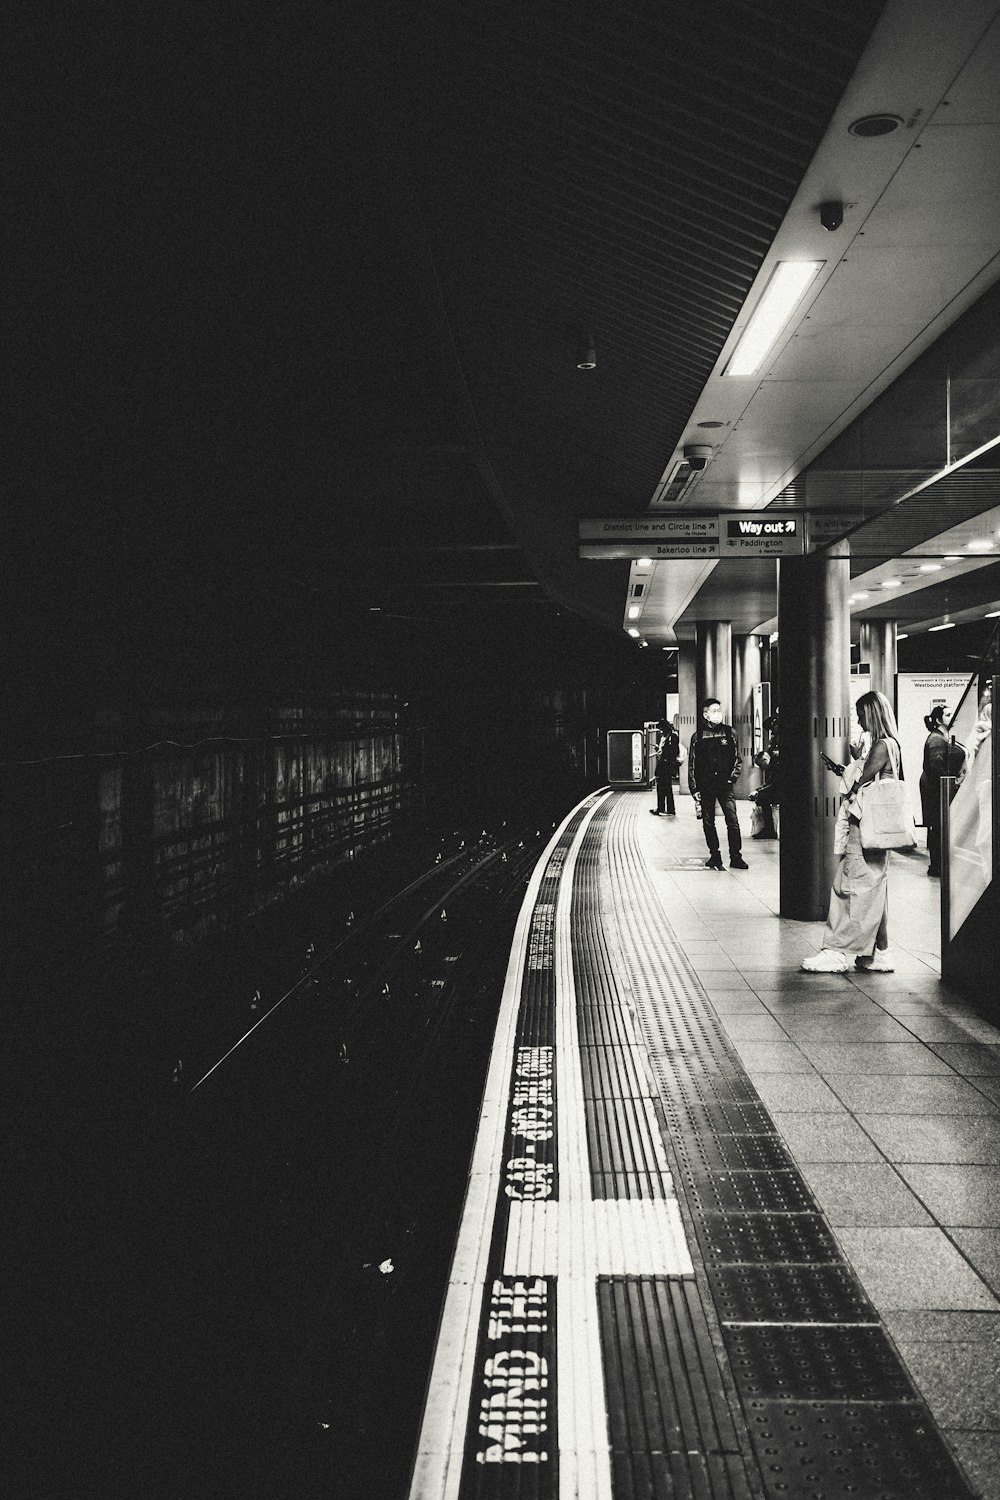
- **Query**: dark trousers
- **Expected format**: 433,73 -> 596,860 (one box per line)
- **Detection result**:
755,788 -> 777,838
700,784 -> 742,857
927,818 -> 941,874
655,770 -> 675,814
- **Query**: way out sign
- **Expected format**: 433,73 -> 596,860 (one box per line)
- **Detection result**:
722,515 -> 803,556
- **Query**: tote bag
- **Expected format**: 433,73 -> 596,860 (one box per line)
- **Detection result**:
858,739 -> 917,852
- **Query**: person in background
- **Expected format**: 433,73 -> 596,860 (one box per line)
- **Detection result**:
751,709 -> 779,839
688,698 -> 748,870
801,690 -> 902,974
650,718 -> 680,816
919,705 -> 951,878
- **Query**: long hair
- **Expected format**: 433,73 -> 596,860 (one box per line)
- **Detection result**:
856,690 -> 901,758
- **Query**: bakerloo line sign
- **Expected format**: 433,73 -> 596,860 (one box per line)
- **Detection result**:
578,512 -> 808,560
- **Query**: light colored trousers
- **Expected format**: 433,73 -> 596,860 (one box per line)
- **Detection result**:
822,823 -> 889,956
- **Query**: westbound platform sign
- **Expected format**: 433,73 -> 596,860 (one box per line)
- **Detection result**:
579,513 -> 805,560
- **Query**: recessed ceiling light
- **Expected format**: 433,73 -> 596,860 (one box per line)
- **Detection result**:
881,578 -> 903,588
966,540 -> 994,551
919,563 -> 942,572
929,622 -> 955,631
637,557 -> 652,566
944,554 -> 962,561
850,592 -> 869,601
627,606 -> 641,620
849,113 -> 903,137
627,627 -> 640,638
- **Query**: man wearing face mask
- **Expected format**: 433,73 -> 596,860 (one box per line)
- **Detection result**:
688,697 -> 748,870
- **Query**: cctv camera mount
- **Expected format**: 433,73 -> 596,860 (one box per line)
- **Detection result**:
683,444 -> 713,471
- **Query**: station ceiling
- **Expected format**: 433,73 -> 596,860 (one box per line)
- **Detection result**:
356,0 -> 1000,645
12,0 -> 1000,685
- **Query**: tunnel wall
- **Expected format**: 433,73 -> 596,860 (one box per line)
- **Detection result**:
4,691 -> 424,956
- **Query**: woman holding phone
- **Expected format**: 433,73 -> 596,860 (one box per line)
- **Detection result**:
801,690 -> 903,974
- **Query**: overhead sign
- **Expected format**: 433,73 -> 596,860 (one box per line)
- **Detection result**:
722,515 -> 803,555
578,514 -> 804,560
805,513 -> 856,552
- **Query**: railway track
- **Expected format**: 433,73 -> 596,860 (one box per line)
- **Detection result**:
116,824 -> 548,1497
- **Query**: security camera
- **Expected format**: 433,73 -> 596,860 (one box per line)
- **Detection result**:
683,444 -> 713,471
819,200 -> 844,231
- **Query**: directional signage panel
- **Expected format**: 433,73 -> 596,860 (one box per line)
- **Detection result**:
805,513 -> 856,552
579,513 -> 804,560
722,514 -> 803,556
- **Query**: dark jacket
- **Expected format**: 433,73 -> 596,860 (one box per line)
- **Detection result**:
688,724 -> 741,794
919,730 -> 965,823
655,728 -> 680,777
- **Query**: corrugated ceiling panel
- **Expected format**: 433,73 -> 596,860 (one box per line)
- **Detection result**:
383,0 -> 887,519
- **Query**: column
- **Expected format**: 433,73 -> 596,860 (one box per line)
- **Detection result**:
732,634 -> 763,799
677,640 -> 697,796
860,620 -> 897,705
695,621 -> 733,722
777,551 -> 851,921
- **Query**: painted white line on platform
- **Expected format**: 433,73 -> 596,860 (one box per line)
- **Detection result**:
504,1200 -> 692,1277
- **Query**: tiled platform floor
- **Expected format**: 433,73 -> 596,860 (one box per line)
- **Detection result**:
639,789 -> 1000,1499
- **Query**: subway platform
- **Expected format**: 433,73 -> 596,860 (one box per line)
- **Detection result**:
409,787 -> 1000,1500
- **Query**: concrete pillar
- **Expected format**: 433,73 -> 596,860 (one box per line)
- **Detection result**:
860,620 -> 897,705
733,634 -> 763,799
695,621 -> 733,722
778,551 -> 851,921
677,641 -> 697,796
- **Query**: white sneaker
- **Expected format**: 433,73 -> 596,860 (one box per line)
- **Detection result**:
800,948 -> 852,973
856,949 -> 895,973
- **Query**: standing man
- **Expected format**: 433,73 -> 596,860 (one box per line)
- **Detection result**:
689,697 -> 748,870
649,718 -> 680,816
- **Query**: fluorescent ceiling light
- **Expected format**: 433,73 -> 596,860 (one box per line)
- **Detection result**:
627,627 -> 640,638
966,539 -> 994,551
897,633 -> 908,640
850,593 -> 869,601
724,261 -> 824,377
929,622 -> 955,631
627,606 -> 641,619
919,563 -> 942,572
881,578 -> 902,589
637,557 -> 652,566
986,610 -> 1000,618
944,554 -> 962,561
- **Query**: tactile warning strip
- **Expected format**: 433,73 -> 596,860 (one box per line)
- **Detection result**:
600,793 -> 978,1500
724,1324 -> 918,1402
683,1169 -> 815,1216
706,1264 -> 875,1325
598,1276 -> 756,1500
744,1401 -> 975,1499
571,811 -> 674,1202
